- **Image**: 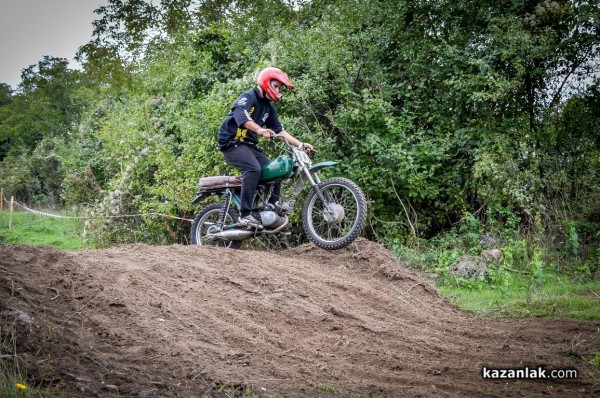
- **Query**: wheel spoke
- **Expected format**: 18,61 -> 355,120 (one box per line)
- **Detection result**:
308,183 -> 360,242
192,204 -> 238,248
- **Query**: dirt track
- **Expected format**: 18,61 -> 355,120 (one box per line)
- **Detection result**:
0,239 -> 598,397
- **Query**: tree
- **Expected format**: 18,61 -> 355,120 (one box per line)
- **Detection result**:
6,0 -> 595,243
0,56 -> 92,203
0,57 -> 80,155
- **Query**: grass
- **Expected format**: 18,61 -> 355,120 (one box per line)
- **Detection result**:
439,273 -> 600,320
1,332 -> 58,398
0,210 -> 90,251
0,376 -> 57,398
0,380 -> 44,398
589,352 -> 600,371
315,383 -> 335,393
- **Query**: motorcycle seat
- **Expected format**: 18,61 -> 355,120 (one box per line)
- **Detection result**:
199,176 -> 243,190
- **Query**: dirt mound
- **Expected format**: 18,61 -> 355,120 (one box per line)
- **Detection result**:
0,239 -> 598,397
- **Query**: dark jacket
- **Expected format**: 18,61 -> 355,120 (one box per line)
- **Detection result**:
218,87 -> 284,151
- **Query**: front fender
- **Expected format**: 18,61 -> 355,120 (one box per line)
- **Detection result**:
309,161 -> 338,173
293,161 -> 338,195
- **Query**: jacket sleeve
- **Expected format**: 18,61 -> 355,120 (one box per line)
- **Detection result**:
232,94 -> 256,128
265,104 -> 284,133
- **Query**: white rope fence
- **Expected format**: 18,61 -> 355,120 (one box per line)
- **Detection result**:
1,191 -> 193,230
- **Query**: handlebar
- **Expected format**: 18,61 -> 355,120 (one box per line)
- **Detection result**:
269,132 -> 288,143
270,133 -> 316,153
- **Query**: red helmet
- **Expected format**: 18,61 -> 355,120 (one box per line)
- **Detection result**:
257,67 -> 295,103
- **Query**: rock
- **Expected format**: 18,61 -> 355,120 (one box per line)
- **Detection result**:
481,249 -> 503,262
425,273 -> 440,280
449,257 -> 488,278
479,233 -> 497,248
16,312 -> 32,325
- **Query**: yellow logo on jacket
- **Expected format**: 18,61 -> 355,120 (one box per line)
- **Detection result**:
236,106 -> 254,141
235,128 -> 248,141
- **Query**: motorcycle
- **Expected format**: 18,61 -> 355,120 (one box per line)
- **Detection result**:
190,134 -> 367,250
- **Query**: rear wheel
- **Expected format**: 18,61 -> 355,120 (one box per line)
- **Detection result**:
190,202 -> 241,249
302,177 -> 367,250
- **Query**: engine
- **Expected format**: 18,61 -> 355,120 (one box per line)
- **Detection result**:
258,210 -> 286,229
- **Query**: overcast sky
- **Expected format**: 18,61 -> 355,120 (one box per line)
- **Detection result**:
0,0 -> 109,88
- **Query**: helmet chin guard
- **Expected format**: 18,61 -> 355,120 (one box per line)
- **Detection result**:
257,67 -> 295,103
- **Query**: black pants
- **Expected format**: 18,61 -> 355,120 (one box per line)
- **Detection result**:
222,144 -> 280,217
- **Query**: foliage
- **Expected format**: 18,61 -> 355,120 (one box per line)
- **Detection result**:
0,0 -> 598,250
0,56 -> 98,205
0,139 -> 66,207
392,202 -> 600,319
0,57 -> 90,158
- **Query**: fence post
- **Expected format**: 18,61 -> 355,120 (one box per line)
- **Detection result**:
0,187 -> 3,212
9,196 -> 14,229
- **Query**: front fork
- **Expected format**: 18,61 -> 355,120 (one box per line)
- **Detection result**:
301,167 -> 329,204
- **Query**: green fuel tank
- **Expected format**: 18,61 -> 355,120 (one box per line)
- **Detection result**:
260,155 -> 294,183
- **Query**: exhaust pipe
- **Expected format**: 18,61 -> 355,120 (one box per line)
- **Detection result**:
207,229 -> 255,241
207,214 -> 289,241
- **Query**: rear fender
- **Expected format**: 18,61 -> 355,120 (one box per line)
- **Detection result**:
293,161 -> 338,195
191,189 -> 242,211
191,191 -> 215,205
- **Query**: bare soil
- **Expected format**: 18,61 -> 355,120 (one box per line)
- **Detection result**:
0,238 -> 598,397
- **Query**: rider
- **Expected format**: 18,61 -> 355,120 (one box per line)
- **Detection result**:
218,67 -> 314,228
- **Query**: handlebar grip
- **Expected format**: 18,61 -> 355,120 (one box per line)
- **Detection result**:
271,133 -> 286,142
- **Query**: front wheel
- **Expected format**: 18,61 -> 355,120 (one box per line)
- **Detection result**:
190,202 -> 241,249
302,177 -> 367,250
